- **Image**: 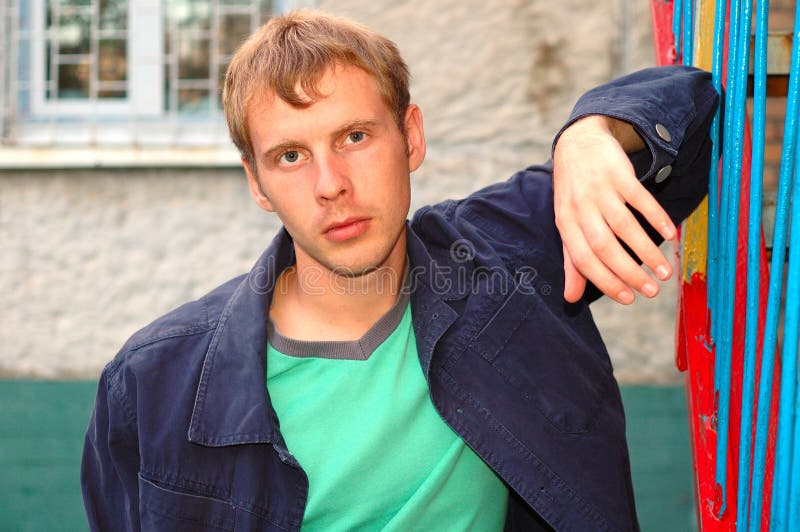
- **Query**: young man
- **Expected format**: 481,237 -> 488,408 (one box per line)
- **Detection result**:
82,10 -> 717,532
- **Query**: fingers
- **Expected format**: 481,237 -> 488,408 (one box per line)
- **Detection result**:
559,192 -> 674,303
620,179 -> 677,241
602,195 -> 673,283
558,213 -> 636,304
562,245 -> 588,303
583,206 -> 661,299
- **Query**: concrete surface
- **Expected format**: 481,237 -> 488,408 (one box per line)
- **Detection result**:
0,0 -> 687,381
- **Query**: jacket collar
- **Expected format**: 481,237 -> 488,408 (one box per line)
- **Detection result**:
187,223 -> 459,447
188,228 -> 294,447
405,225 -> 460,376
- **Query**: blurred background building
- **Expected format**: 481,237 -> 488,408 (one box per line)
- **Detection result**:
0,0 -> 669,380
0,0 -> 792,529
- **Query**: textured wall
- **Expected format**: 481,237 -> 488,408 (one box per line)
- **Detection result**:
1,0 -> 687,382
0,168 -> 279,377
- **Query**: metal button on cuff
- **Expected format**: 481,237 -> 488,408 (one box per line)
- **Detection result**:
655,165 -> 672,183
655,123 -> 672,142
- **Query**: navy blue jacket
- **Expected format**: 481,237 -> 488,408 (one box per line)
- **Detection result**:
82,66 -> 718,531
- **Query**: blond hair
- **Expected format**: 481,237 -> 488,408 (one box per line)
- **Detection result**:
223,10 -> 410,169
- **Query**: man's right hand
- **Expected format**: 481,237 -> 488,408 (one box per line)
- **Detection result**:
552,115 -> 678,305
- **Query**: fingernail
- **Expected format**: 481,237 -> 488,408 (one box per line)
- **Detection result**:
617,290 -> 635,304
656,265 -> 671,280
643,282 -> 658,297
662,223 -> 676,240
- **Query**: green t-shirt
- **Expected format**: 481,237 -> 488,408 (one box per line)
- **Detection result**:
266,291 -> 508,531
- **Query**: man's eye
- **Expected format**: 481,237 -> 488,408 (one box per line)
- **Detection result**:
347,131 -> 365,143
279,151 -> 300,164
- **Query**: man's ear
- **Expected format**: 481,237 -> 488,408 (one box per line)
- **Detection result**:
404,104 -> 426,172
243,159 -> 275,212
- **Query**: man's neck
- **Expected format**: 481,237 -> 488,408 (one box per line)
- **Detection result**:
269,241 -> 408,342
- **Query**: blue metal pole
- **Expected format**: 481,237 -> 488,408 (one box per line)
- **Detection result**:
751,32 -> 800,532
737,0 -> 768,528
714,0 -> 748,516
752,2 -> 800,527
674,0 -> 683,62
789,400 -> 800,523
705,0 -> 727,350
715,0 -> 738,386
715,0 -> 741,355
784,225 -> 800,531
683,0 -> 694,65
771,133 -> 800,530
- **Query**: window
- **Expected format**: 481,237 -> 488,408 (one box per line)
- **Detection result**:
1,0 -> 311,154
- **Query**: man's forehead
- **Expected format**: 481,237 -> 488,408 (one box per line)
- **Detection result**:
251,64 -> 378,109
245,85 -> 323,133
248,83 -> 314,112
246,65 -> 389,132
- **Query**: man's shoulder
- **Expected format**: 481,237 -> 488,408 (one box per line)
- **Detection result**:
410,164 -> 557,253
412,163 -> 553,218
108,273 -> 248,374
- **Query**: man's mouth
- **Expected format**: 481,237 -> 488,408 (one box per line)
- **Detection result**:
323,217 -> 371,242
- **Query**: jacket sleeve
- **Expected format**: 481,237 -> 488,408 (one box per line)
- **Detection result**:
553,64 -> 719,301
553,64 -> 718,189
418,65 -> 719,304
81,362 -> 141,531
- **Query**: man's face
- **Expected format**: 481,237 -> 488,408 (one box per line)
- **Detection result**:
243,64 -> 425,277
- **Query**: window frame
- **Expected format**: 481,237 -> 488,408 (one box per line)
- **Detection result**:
2,0 -> 315,158
28,0 -> 163,118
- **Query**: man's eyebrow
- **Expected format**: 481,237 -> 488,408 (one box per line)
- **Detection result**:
332,119 -> 382,138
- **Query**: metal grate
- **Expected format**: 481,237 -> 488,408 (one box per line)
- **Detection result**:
1,0 -> 276,148
1,0 -> 19,142
43,0 -> 129,101
164,0 -> 273,115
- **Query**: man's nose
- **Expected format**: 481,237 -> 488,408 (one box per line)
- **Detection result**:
314,152 -> 351,202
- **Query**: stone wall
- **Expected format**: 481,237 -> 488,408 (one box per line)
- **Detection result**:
1,0 -> 692,382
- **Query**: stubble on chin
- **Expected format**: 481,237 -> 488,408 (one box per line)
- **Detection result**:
319,244 -> 398,279
323,236 -> 406,286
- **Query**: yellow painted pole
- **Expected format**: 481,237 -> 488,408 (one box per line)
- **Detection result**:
681,0 -> 716,281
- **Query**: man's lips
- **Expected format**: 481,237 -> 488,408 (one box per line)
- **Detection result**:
323,217 -> 371,242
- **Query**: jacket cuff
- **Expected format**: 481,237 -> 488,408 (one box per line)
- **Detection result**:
551,66 -> 714,184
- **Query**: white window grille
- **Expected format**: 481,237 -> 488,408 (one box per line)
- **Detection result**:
1,1 -> 19,141
0,0 -> 311,155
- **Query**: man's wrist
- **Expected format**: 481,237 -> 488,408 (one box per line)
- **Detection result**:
559,115 -> 646,154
